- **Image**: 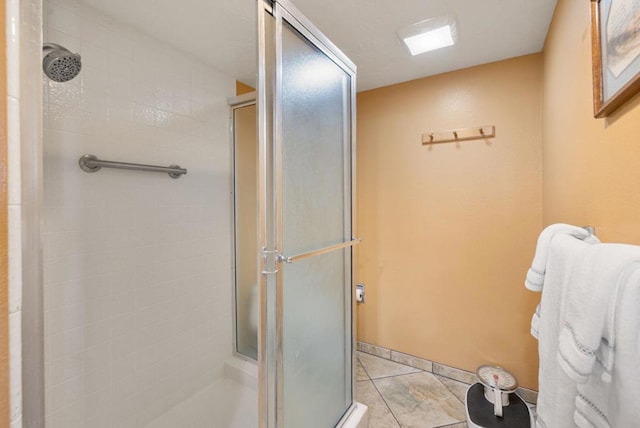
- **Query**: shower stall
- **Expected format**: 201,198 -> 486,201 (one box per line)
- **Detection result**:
24,0 -> 364,427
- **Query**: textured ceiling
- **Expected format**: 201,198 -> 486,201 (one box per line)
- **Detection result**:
77,0 -> 557,92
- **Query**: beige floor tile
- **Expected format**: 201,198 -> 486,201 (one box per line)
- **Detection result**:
374,372 -> 466,428
355,380 -> 401,428
435,375 -> 470,404
356,359 -> 369,381
357,352 -> 421,380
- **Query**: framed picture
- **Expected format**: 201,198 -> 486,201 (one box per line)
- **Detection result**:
591,0 -> 640,118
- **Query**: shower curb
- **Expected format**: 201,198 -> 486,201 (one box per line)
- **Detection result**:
356,341 -> 538,404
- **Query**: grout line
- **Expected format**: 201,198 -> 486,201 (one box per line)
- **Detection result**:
433,374 -> 466,406
366,371 -> 423,382
433,372 -> 473,387
355,357 -> 371,381
432,374 -> 470,427
369,378 -> 404,428
357,356 -> 403,427
357,352 -> 424,380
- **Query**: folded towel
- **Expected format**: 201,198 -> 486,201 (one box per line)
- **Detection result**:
526,223 -> 600,292
572,265 -> 640,428
528,224 -> 600,342
531,303 -> 541,339
533,234 -> 595,428
558,244 -> 640,384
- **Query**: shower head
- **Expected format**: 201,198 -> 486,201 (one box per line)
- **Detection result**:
42,43 -> 82,82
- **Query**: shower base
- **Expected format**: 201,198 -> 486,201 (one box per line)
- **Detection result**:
145,357 -> 368,428
145,359 -> 258,428
144,377 -> 257,428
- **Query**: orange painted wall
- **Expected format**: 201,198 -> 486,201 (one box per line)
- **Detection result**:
542,0 -> 640,243
0,0 -> 10,423
236,81 -> 255,96
356,54 -> 543,389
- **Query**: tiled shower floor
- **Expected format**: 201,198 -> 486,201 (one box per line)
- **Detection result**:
355,352 -> 469,428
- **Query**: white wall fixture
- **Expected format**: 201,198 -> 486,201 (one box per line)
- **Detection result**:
398,15 -> 458,56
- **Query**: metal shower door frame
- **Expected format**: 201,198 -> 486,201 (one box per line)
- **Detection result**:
257,0 -> 358,426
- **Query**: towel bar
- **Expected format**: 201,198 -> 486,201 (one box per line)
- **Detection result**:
79,154 -> 187,179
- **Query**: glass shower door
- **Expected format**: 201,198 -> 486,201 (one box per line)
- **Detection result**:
258,1 -> 357,427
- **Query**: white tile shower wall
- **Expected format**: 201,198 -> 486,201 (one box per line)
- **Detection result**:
43,1 -> 236,427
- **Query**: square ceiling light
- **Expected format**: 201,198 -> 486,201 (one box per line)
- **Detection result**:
399,15 -> 458,56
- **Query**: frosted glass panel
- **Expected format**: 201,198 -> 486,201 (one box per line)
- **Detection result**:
280,21 -> 352,427
282,250 -> 350,427
233,103 -> 258,360
281,22 -> 350,256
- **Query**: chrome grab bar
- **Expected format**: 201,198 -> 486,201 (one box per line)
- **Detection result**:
277,238 -> 361,264
79,154 -> 187,179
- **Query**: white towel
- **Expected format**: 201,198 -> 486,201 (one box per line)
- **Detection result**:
572,264 -> 640,428
526,223 -> 600,292
527,224 -> 600,346
558,244 -> 640,384
531,303 -> 541,339
532,234 -> 595,428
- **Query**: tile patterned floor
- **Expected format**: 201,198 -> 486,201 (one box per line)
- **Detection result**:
355,352 -> 469,428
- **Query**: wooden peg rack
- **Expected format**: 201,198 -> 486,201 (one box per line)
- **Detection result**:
422,125 -> 495,145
